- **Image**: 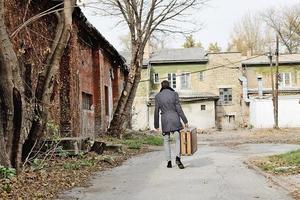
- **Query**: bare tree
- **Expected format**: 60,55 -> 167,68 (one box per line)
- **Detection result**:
227,12 -> 267,56
0,0 -> 76,169
93,0 -> 207,137
262,4 -> 300,53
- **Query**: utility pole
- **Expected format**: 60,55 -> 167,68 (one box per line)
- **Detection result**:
274,35 -> 279,129
268,51 -> 275,127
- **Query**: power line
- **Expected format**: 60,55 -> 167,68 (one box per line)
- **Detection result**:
139,54 -> 263,83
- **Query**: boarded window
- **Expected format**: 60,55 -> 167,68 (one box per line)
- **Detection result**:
219,88 -> 232,105
167,73 -> 177,88
82,92 -> 93,110
105,86 -> 109,116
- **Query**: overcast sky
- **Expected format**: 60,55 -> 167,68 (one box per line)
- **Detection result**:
81,0 -> 299,51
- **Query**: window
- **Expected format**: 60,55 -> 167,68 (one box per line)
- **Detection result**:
199,71 -> 204,81
201,105 -> 206,110
219,88 -> 232,105
225,115 -> 235,123
279,72 -> 292,87
153,73 -> 159,84
82,92 -> 93,110
167,73 -> 177,88
105,86 -> 109,116
180,72 -> 191,89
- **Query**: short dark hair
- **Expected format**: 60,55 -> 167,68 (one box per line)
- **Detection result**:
161,80 -> 170,88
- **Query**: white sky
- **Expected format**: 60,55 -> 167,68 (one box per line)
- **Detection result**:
81,0 -> 300,51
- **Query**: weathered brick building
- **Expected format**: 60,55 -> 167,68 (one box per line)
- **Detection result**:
59,8 -> 128,138
4,1 -> 127,139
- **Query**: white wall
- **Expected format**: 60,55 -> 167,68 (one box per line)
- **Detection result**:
132,97 -> 149,130
132,100 -> 216,130
250,96 -> 300,128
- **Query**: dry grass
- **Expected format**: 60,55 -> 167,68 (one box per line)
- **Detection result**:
0,134 -> 157,200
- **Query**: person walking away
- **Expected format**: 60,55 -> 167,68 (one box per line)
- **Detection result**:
154,80 -> 188,169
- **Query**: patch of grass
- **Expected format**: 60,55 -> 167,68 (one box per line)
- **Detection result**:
142,135 -> 163,146
63,159 -> 94,170
256,149 -> 300,175
121,135 -> 163,149
122,140 -> 142,149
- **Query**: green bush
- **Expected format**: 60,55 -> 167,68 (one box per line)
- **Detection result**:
0,165 -> 16,179
31,158 -> 44,170
56,145 -> 69,157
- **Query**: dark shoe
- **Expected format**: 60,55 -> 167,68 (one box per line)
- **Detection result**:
167,161 -> 172,168
176,156 -> 184,169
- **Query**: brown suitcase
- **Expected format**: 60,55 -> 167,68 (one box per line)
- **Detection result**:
180,128 -> 197,156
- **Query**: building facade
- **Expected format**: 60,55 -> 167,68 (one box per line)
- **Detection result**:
133,47 -> 300,130
242,54 -> 300,128
132,48 -> 219,130
5,1 -> 128,139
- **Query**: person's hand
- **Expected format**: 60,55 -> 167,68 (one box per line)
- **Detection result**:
185,123 -> 189,128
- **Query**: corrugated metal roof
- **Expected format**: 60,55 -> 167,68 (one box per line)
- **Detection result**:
242,54 -> 300,66
149,48 -> 208,64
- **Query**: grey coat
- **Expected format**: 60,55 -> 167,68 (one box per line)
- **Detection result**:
154,89 -> 188,133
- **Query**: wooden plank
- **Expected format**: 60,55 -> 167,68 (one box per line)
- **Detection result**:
180,131 -> 186,155
187,131 -> 191,155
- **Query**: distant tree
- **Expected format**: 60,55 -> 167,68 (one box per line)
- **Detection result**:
183,35 -> 202,48
227,12 -> 267,56
208,42 -> 221,53
262,4 -> 300,53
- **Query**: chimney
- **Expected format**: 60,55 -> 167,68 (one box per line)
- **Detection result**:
257,75 -> 263,98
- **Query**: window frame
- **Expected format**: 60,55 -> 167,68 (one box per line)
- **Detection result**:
201,105 -> 206,111
279,72 -> 292,87
167,73 -> 177,89
219,88 -> 233,105
153,73 -> 160,84
82,92 -> 93,110
180,72 -> 191,89
199,71 -> 204,81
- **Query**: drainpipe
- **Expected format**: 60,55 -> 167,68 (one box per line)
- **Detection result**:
146,63 -> 150,129
257,75 -> 263,98
239,76 -> 250,103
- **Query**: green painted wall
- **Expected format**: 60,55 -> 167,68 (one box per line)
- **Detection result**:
246,64 -> 300,88
136,68 -> 149,97
150,63 -> 207,91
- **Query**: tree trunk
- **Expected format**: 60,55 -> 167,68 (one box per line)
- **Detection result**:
0,0 -> 28,169
1,0 -> 76,168
24,0 -> 76,159
108,43 -> 143,137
